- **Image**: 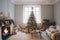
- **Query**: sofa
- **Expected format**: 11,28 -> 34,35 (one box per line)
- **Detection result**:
46,26 -> 60,40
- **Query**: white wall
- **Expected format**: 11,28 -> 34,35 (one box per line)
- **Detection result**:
0,0 -> 2,12
9,3 -> 15,20
41,5 -> 54,21
0,0 -> 15,20
54,0 -> 60,26
15,5 -> 54,26
1,0 -> 8,16
15,5 -> 23,25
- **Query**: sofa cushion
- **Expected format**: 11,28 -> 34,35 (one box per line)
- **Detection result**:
46,29 -> 51,37
49,28 -> 58,33
49,25 -> 56,29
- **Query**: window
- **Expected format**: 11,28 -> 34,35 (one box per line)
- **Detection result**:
23,5 -> 41,24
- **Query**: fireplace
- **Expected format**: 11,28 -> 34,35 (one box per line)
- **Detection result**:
0,19 -> 14,40
2,26 -> 10,39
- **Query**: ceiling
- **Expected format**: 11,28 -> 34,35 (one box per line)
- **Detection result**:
12,0 -> 59,5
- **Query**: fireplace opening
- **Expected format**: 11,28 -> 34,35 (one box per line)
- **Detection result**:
4,28 -> 8,34
2,26 -> 10,36
2,26 -> 11,40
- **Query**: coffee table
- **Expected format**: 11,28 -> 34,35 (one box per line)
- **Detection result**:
30,30 -> 42,39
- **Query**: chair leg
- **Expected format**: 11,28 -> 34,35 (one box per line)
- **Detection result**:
31,33 -> 33,39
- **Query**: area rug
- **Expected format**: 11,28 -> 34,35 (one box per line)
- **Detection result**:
7,31 -> 44,40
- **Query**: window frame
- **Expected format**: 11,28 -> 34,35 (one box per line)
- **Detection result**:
23,5 -> 41,24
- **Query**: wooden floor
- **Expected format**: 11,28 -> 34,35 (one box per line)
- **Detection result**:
7,31 -> 50,40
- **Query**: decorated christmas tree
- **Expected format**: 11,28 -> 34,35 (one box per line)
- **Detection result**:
26,7 -> 37,32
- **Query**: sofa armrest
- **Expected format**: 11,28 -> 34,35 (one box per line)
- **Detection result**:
51,32 -> 60,40
55,32 -> 60,40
